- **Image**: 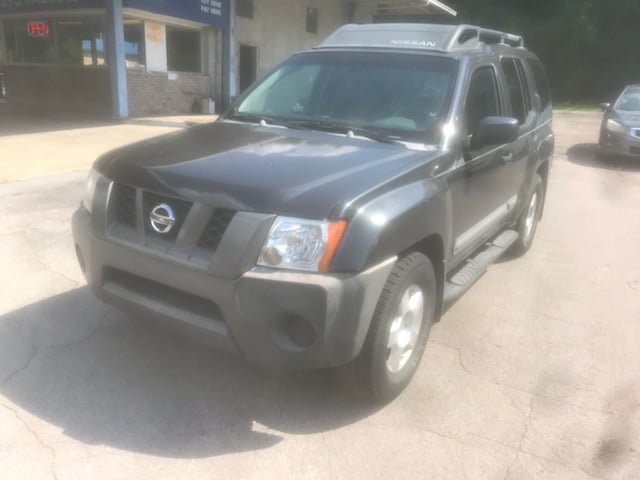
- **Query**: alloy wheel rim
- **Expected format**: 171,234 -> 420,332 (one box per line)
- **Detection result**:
524,192 -> 539,241
386,285 -> 424,374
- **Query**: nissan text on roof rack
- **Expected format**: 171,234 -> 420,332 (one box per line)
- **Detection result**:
73,23 -> 554,403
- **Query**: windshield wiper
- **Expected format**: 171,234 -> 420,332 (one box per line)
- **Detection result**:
287,120 -> 401,145
225,112 -> 308,130
225,114 -> 401,145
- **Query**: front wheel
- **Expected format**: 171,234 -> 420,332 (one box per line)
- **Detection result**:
346,252 -> 437,403
511,173 -> 544,256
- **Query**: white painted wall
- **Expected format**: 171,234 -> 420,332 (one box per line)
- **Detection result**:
144,20 -> 167,72
235,0 -> 345,82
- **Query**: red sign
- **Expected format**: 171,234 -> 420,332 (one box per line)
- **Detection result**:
27,21 -> 49,38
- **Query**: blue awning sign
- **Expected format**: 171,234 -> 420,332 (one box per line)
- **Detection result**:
0,0 -> 230,28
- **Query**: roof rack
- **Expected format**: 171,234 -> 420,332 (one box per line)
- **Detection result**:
316,23 -> 525,52
450,25 -> 524,49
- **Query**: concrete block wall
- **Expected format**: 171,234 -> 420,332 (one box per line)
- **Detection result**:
127,70 -> 210,116
235,0 -> 345,82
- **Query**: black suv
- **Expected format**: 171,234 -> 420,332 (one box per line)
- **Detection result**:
73,24 -> 554,402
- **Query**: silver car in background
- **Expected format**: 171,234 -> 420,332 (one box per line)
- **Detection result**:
598,84 -> 640,158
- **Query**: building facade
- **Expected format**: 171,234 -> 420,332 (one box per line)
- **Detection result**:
0,0 -> 348,116
0,0 -> 454,117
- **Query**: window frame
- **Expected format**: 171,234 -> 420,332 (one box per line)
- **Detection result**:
463,64 -> 502,138
500,56 -> 536,126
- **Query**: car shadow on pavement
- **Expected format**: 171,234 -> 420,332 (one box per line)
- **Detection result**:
0,288 -> 379,458
566,143 -> 640,172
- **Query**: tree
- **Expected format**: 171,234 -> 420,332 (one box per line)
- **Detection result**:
446,0 -> 640,102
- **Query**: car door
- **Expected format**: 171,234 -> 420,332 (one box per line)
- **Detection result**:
446,64 -> 517,265
499,56 -> 537,203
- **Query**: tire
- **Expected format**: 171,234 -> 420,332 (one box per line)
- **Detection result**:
346,252 -> 437,403
511,173 -> 544,256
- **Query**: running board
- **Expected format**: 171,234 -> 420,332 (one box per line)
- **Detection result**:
443,230 -> 519,311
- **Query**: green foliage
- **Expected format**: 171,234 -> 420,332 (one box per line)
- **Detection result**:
446,0 -> 640,102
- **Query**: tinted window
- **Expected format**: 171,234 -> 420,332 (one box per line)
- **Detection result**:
526,57 -> 551,109
514,59 -> 532,113
465,67 -> 500,135
501,57 -> 528,124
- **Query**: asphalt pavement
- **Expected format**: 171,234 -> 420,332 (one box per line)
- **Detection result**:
0,111 -> 639,480
0,104 -> 216,183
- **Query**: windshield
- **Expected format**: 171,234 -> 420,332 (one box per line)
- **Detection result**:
616,86 -> 640,112
228,51 -> 458,144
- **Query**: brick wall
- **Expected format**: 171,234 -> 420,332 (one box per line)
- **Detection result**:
2,65 -> 111,115
126,70 -> 211,116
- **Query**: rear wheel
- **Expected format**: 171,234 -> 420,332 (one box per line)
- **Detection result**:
347,252 -> 437,403
511,173 -> 544,256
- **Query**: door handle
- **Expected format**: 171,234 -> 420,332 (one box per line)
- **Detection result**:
501,150 -> 513,163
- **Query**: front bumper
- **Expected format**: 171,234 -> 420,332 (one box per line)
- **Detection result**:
72,208 -> 394,370
599,130 -> 640,157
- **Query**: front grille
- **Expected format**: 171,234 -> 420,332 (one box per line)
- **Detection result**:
110,183 -> 236,250
143,191 -> 192,240
114,184 -> 136,227
198,209 -> 236,250
630,146 -> 640,155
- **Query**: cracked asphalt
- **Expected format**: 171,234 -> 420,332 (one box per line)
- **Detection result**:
1,112 -> 639,479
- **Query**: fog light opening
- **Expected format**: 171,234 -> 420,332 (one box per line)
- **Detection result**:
273,315 -> 316,351
287,316 -> 316,348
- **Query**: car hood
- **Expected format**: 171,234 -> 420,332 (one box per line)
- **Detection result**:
95,121 -> 436,219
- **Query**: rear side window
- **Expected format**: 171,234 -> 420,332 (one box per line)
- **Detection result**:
526,58 -> 551,109
501,57 -> 531,124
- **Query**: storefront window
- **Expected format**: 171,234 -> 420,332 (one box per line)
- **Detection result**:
123,19 -> 145,69
3,16 -> 106,66
166,26 -> 201,73
58,17 -> 106,65
4,18 -> 56,64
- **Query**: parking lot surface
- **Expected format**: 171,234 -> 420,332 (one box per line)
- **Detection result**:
0,111 -> 639,479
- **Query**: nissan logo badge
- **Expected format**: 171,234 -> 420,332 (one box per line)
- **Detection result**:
149,203 -> 176,234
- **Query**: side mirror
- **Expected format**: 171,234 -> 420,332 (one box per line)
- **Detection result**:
600,103 -> 611,112
469,116 -> 519,150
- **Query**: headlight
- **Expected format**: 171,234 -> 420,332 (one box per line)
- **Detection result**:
258,217 -> 347,272
605,119 -> 628,135
82,169 -> 101,214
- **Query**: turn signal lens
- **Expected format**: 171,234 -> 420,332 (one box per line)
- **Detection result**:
319,220 -> 347,273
